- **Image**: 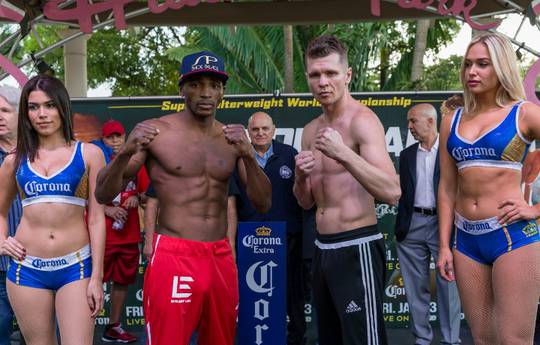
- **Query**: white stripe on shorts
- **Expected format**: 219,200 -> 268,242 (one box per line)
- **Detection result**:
146,322 -> 151,345
151,235 -> 161,266
360,242 -> 379,345
315,233 -> 383,250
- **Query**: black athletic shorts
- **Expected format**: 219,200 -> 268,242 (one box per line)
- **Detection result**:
312,225 -> 387,345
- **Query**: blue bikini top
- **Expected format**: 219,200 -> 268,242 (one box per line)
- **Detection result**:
446,102 -> 530,171
15,141 -> 88,207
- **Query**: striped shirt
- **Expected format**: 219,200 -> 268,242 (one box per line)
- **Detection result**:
0,148 -> 22,271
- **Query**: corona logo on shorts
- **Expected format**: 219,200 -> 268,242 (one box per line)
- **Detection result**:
171,276 -> 194,303
32,258 -> 68,269
522,223 -> 539,238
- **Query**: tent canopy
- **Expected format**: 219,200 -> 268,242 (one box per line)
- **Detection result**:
0,0 -> 537,83
3,0 -> 532,26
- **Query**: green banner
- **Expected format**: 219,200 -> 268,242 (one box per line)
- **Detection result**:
72,91 -> 467,334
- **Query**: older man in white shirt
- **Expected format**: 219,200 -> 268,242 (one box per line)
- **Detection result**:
394,103 -> 461,345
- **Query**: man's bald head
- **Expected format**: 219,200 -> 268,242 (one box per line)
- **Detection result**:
408,103 -> 437,123
248,112 -> 276,153
407,103 -> 438,146
248,112 -> 274,128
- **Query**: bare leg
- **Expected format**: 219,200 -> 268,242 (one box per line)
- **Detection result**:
6,281 -> 57,345
493,242 -> 540,345
453,250 -> 498,345
109,283 -> 129,324
55,279 -> 94,345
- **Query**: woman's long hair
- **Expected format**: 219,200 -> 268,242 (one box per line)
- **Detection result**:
15,75 -> 74,166
460,32 -> 525,114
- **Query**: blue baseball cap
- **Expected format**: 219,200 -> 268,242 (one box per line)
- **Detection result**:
178,50 -> 229,85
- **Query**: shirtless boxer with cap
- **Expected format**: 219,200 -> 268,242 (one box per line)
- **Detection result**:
95,50 -> 272,345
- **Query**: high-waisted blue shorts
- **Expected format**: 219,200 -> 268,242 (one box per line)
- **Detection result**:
454,213 -> 540,265
7,245 -> 92,290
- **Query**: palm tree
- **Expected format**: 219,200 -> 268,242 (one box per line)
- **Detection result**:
284,25 -> 294,93
411,19 -> 431,85
171,20 -> 459,94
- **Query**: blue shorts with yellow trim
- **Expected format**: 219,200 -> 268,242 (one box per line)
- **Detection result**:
454,213 -> 540,265
6,245 -> 92,290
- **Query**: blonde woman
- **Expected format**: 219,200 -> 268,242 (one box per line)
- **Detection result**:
437,32 -> 540,344
0,75 -> 105,345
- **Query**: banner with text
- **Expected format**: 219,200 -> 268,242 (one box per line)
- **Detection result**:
237,222 -> 287,345
72,91 -> 540,334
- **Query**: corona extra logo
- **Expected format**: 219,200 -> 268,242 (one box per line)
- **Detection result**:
522,223 -> 539,238
256,226 -> 272,236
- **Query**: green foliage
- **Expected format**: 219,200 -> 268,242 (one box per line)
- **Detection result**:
185,20 -> 459,93
186,25 -> 317,94
87,27 -> 182,96
6,18 -> 461,95
2,24 -> 65,79
14,26 -> 183,96
382,19 -> 460,91
422,55 -> 462,91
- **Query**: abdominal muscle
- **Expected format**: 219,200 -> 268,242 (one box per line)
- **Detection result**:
456,167 -> 523,221
312,170 -> 377,234
15,203 -> 89,258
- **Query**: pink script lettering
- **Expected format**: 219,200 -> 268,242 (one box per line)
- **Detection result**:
0,54 -> 28,87
147,0 -> 220,15
44,0 -> 135,34
371,0 -> 501,30
524,58 -> 540,106
0,3 -> 24,23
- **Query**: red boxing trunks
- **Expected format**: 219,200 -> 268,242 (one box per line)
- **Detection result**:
143,234 -> 238,345
103,243 -> 140,285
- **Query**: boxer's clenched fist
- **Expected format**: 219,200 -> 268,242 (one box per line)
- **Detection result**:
123,123 -> 159,155
223,124 -> 253,158
314,127 -> 345,160
295,151 -> 316,177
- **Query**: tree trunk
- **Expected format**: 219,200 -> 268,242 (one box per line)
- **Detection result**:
380,46 -> 389,91
284,25 -> 294,93
411,19 -> 430,83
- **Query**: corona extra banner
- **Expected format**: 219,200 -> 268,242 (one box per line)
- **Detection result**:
237,222 -> 287,345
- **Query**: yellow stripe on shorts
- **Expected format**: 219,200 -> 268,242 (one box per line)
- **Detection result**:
502,226 -> 512,252
76,251 -> 84,279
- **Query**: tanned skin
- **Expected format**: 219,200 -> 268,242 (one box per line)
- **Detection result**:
95,75 -> 271,242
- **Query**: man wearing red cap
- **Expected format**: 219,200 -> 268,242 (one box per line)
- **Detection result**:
95,51 -> 271,345
100,119 -> 149,343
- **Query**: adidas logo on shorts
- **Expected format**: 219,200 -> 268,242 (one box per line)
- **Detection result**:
345,300 -> 362,313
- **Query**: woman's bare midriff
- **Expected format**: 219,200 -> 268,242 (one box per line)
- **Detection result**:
456,166 -> 523,220
15,203 -> 89,258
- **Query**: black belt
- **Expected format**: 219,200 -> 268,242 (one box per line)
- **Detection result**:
414,207 -> 437,216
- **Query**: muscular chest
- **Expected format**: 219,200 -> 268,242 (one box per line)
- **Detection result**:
149,133 -> 236,182
311,123 -> 358,175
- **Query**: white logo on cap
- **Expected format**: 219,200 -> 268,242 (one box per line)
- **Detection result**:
193,55 -> 218,67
